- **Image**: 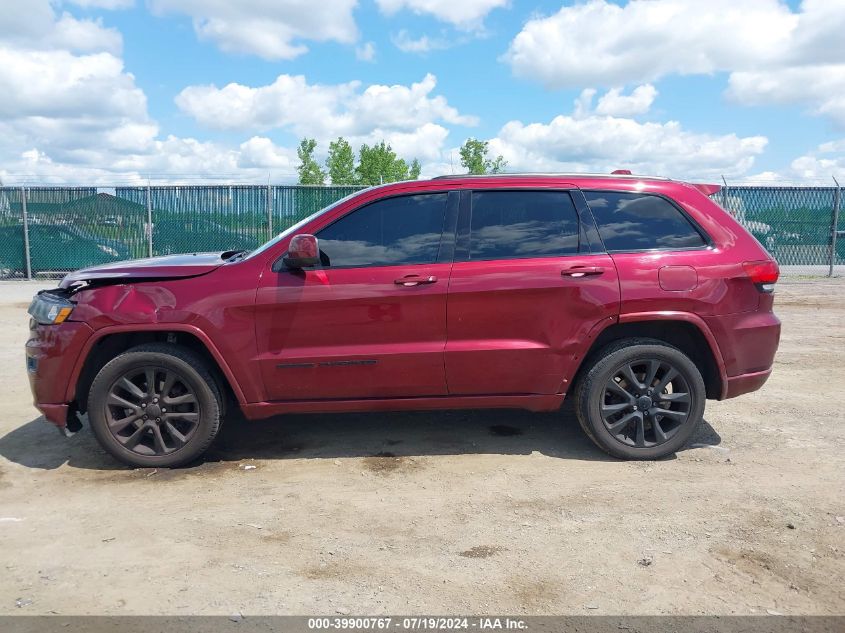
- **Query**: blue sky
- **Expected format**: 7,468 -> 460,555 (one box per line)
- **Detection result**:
1,0 -> 843,184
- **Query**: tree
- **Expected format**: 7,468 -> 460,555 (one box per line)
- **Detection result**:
325,137 -> 356,185
459,138 -> 507,175
297,138 -> 326,185
355,141 -> 410,186
409,158 -> 422,180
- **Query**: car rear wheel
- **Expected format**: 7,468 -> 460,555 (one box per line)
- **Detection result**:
88,343 -> 222,468
574,338 -> 705,460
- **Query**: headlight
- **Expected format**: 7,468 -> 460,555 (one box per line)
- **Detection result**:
98,244 -> 119,257
28,292 -> 74,325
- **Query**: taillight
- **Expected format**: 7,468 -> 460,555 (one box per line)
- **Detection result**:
743,260 -> 779,293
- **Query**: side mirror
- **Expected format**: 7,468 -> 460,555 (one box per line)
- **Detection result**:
283,234 -> 320,269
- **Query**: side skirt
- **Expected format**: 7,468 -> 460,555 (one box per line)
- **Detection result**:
240,394 -> 565,420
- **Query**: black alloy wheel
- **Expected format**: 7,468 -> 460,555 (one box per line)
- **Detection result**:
88,343 -> 222,467
574,338 -> 706,460
105,366 -> 201,456
600,359 -> 692,448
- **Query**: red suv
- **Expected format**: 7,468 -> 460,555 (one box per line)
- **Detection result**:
26,174 -> 781,467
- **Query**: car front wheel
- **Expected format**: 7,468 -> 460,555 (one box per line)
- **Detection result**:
87,343 -> 222,468
574,338 -> 706,460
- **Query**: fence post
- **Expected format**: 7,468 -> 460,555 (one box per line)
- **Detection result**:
145,185 -> 153,258
20,187 -> 32,280
830,177 -> 841,278
266,183 -> 273,240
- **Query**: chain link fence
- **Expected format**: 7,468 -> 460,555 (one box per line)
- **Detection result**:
715,185 -> 842,276
0,183 -> 842,278
0,185 -> 364,278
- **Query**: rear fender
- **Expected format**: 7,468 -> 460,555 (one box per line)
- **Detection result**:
620,311 -> 728,398
580,311 -> 729,399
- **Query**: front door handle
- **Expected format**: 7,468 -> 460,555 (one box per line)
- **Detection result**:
561,266 -> 605,278
394,275 -> 438,286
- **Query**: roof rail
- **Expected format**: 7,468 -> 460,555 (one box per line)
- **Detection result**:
430,172 -> 670,181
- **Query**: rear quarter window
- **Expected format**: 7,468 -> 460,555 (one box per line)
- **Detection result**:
584,191 -> 706,252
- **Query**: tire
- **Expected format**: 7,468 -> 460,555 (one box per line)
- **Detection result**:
573,338 -> 705,460
88,343 -> 222,468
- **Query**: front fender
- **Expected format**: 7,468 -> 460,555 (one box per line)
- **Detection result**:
65,323 -> 250,405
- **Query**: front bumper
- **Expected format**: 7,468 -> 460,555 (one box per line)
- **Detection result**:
37,403 -> 69,427
26,321 -> 94,427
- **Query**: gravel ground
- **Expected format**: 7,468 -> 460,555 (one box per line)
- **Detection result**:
0,279 -> 843,616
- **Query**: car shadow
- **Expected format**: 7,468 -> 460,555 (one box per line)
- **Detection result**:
0,405 -> 722,472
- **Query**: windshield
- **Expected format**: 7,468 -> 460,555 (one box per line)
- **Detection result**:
243,190 -> 365,261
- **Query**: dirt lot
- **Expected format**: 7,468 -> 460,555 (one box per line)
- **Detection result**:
0,279 -> 843,616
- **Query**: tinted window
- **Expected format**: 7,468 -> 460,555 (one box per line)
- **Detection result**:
316,193 -> 446,267
469,191 -> 580,260
584,192 -> 706,251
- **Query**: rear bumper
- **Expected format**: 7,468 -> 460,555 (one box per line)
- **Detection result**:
26,321 -> 94,428
704,310 -> 781,382
722,367 -> 772,400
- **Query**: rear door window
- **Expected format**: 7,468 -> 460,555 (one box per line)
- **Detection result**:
468,190 -> 580,260
584,191 -> 706,251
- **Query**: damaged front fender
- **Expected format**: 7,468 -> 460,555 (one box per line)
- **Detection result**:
69,283 -> 180,329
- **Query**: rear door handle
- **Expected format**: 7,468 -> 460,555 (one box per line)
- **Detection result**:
561,266 -> 605,278
394,275 -> 438,286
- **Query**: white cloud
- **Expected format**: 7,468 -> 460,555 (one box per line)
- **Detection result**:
148,0 -> 358,60
418,160 -> 453,180
0,1 -> 454,185
391,30 -> 451,54
15,135 -> 273,184
0,1 -> 778,185
0,1 -> 144,170
728,65 -> 845,127
0,0 -> 56,42
0,3 -> 304,184
0,6 -> 467,187
176,73 -> 477,137
1,132 -> 301,186
748,140 -> 845,183
174,74 -> 476,170
790,151 -> 845,181
504,0 -> 845,125
355,41 -> 375,62
483,89 -> 767,180
819,140 -> 845,154
366,123 -> 450,162
0,49 -> 146,121
0,44 -> 160,176
574,85 -> 657,120
237,137 -> 297,170
51,12 -> 123,53
66,0 -> 135,8
376,0 -> 507,29
175,75 -> 355,134
504,0 -> 807,86
595,85 -> 657,117
0,1 -> 122,54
